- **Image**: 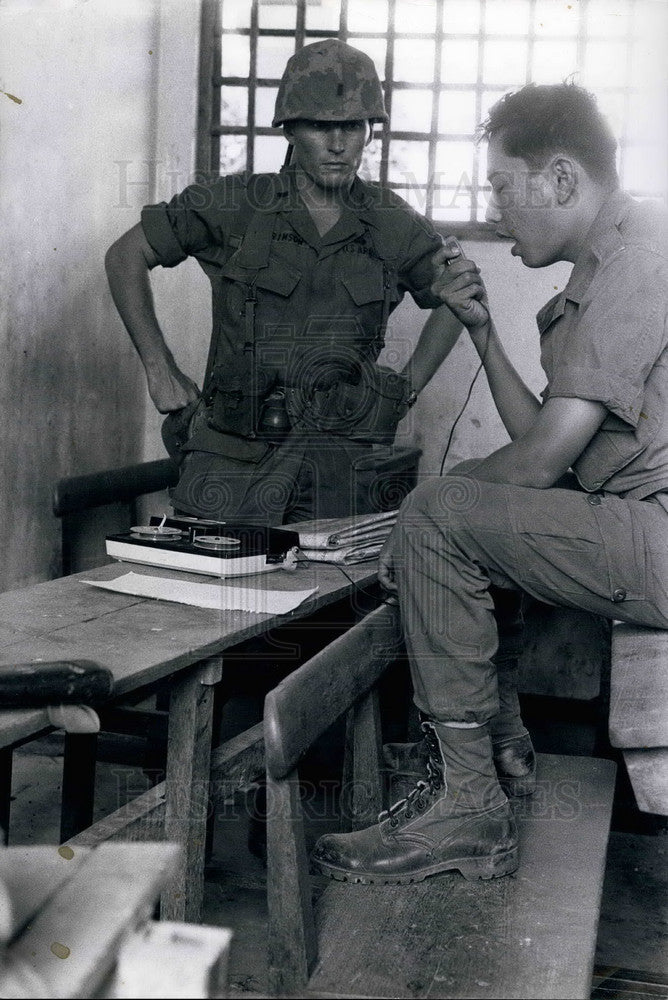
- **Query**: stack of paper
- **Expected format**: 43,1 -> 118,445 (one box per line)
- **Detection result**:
294,510 -> 398,565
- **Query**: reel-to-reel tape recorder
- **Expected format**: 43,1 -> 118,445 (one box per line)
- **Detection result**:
105,515 -> 301,578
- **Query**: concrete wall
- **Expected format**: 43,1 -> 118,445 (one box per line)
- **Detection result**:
0,0 -> 161,588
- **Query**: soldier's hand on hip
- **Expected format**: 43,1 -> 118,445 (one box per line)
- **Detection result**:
146,363 -> 201,414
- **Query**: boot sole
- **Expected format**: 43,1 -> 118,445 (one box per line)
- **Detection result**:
312,846 -> 519,885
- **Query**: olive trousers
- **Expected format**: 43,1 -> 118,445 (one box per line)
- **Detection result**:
393,473 -> 668,724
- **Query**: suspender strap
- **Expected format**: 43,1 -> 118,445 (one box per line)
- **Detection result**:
364,205 -> 406,358
375,261 -> 394,356
244,281 -> 259,435
202,179 -> 278,399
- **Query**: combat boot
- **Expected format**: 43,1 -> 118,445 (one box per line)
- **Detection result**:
382,735 -> 430,804
383,703 -> 536,799
490,651 -> 536,797
312,719 -> 518,884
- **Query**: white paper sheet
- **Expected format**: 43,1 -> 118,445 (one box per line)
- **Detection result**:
83,572 -> 318,615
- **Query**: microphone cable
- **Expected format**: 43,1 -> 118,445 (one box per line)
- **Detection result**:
438,324 -> 490,477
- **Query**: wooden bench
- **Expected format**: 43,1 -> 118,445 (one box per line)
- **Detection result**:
0,842 -> 232,998
263,603 -> 618,1000
609,622 -> 668,815
64,718 -> 266,848
52,457 -> 180,576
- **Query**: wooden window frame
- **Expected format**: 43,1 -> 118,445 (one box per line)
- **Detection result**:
196,0 -> 655,240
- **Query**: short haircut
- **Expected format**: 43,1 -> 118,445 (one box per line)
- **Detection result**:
479,82 -> 619,186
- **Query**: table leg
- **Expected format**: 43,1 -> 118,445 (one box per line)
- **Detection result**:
161,656 -> 222,923
60,732 -> 98,842
0,748 -> 12,844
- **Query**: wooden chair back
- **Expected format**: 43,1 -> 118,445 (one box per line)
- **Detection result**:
263,602 -> 403,996
53,458 -> 179,575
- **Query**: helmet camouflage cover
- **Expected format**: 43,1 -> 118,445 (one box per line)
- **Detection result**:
272,38 -> 389,127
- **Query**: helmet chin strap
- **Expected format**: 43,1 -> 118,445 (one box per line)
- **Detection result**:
281,144 -> 294,169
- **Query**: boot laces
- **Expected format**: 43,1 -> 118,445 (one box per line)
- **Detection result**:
379,727 -> 444,828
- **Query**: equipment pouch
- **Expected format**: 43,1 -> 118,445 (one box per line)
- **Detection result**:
161,397 -> 205,464
344,366 -> 412,444
292,365 -> 410,444
207,359 -> 276,439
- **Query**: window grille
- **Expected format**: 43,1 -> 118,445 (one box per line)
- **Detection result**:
197,0 -> 666,237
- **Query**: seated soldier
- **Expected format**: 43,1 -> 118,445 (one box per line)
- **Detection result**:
311,82 -> 668,882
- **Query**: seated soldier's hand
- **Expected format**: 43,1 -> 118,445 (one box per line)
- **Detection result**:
430,244 -> 490,331
378,532 -> 399,602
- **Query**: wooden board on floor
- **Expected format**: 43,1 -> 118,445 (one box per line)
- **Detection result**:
308,754 -> 616,1000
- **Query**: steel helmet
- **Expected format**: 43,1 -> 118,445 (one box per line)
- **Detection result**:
272,38 -> 389,127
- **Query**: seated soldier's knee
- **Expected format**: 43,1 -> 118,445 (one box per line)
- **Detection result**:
400,473 -> 481,525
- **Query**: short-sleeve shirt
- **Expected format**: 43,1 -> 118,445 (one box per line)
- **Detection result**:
537,191 -> 668,499
140,166 -> 443,391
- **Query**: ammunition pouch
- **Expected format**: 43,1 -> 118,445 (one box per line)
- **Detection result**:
286,365 -> 411,444
199,355 -> 410,448
206,360 -> 278,440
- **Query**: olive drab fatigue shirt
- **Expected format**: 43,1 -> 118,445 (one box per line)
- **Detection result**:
140,165 -> 443,463
538,191 -> 668,501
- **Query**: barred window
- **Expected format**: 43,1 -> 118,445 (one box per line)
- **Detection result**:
197,0 -> 666,236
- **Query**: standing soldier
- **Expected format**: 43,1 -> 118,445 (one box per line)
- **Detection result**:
105,39 -> 463,524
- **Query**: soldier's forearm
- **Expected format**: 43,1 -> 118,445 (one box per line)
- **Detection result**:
400,304 -> 463,394
105,239 -> 175,377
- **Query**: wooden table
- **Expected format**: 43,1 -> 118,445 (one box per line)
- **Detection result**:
0,559 -> 378,922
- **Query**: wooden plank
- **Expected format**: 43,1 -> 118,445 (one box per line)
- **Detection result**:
162,659 -> 219,924
60,732 -> 98,842
610,624 -> 668,748
65,783 -> 167,848
210,720 -> 265,798
0,845 -> 90,938
52,458 -> 178,516
340,691 -> 384,833
97,706 -> 169,738
0,570 -> 141,637
3,842 -> 181,999
265,604 -> 401,780
307,754 -> 616,1000
266,771 -> 317,997
66,722 -> 267,850
623,748 -> 668,815
111,920 -> 233,1000
0,710 -> 50,750
64,725 -> 266,852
